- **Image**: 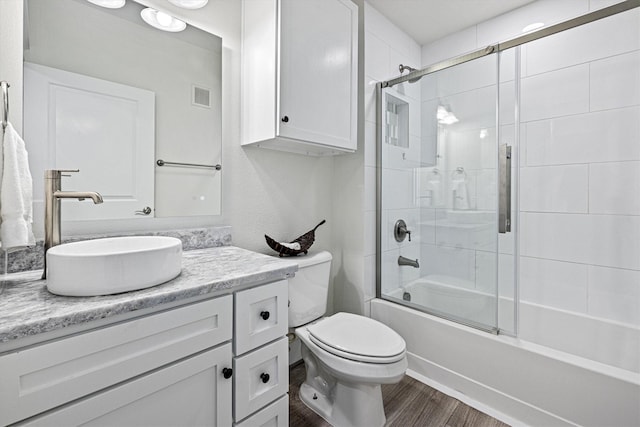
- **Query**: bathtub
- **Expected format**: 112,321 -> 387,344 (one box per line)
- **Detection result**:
375,278 -> 640,426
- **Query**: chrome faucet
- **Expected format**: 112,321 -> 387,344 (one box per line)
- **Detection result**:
398,256 -> 419,268
42,170 -> 103,279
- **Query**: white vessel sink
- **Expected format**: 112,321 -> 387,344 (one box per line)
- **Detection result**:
46,236 -> 182,296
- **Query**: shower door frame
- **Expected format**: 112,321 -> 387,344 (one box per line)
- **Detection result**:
375,0 -> 640,334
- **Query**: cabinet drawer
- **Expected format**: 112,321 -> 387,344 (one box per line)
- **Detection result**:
0,296 -> 232,426
17,344 -> 233,427
234,280 -> 288,354
234,337 -> 288,421
234,394 -> 288,427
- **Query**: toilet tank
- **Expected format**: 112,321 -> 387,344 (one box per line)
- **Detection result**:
288,251 -> 332,328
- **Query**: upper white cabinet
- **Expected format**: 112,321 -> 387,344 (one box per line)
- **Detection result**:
241,0 -> 358,156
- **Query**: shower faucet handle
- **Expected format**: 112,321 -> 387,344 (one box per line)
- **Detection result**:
394,219 -> 412,242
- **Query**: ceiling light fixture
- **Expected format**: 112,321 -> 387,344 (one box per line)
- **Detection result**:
87,0 -> 126,8
522,22 -> 545,33
140,8 -> 186,32
167,0 -> 208,9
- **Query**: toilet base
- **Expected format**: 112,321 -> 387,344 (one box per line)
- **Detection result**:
299,377 -> 386,427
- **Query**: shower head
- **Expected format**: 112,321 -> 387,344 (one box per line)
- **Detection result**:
398,64 -> 417,74
398,64 -> 420,84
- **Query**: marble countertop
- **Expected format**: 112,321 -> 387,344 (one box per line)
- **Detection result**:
0,246 -> 297,349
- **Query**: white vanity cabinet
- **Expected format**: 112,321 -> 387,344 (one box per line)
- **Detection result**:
0,280 -> 290,426
241,0 -> 358,156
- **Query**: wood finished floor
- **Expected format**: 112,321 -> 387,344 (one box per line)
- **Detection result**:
289,362 -> 510,427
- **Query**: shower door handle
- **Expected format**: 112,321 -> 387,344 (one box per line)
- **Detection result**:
499,144 -> 512,233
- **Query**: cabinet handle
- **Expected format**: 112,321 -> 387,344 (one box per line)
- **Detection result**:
222,367 -> 233,379
260,311 -> 270,320
281,115 -> 289,123
260,373 -> 270,383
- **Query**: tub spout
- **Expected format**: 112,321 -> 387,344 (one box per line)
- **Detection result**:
398,256 -> 419,268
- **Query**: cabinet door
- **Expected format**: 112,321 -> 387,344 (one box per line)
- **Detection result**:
278,0 -> 358,151
17,344 -> 233,427
0,296 -> 232,426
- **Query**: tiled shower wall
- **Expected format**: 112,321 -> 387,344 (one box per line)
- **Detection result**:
364,3 -> 421,313
517,6 -> 639,355
417,0 -> 639,364
366,0 -> 638,368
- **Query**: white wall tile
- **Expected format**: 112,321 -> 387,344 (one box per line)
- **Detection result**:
419,207 -> 436,244
475,168 -> 497,212
520,64 -> 590,122
364,254 -> 376,301
475,250 -> 498,294
589,0 -> 627,10
430,54 -> 497,100
525,9 -> 639,76
364,120 -> 376,167
588,265 -> 640,325
520,165 -> 588,213
364,165 -> 377,212
364,77 -> 378,124
589,161 -> 640,216
524,106 -> 640,166
365,32 -> 390,82
520,257 -> 588,313
381,167 -> 415,210
364,209 -> 376,256
420,243 -> 476,288
441,85 -> 497,132
498,253 -> 515,299
421,26 -> 477,67
521,212 -> 640,270
477,0 -> 588,46
590,50 -> 640,111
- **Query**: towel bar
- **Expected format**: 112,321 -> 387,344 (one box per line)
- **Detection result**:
1,81 -> 9,130
156,159 -> 221,170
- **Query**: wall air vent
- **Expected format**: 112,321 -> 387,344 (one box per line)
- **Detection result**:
192,85 -> 211,108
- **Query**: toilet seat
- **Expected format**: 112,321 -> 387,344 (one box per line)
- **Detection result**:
307,313 -> 406,364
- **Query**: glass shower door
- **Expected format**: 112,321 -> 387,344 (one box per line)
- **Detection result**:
379,52 -> 512,333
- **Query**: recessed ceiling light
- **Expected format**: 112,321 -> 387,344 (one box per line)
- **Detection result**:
87,0 -> 126,8
167,0 -> 208,9
140,8 -> 186,32
522,22 -> 545,33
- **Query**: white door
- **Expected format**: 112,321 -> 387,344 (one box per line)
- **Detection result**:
24,62 -> 155,220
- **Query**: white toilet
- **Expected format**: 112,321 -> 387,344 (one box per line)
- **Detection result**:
289,251 -> 407,427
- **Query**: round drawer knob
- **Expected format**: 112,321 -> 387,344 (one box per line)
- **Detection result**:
281,115 -> 289,123
222,368 -> 233,379
260,311 -> 270,320
260,373 -> 270,383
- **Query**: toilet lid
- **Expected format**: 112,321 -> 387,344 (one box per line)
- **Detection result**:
307,313 -> 406,363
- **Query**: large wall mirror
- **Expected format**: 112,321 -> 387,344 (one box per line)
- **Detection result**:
23,0 -> 222,221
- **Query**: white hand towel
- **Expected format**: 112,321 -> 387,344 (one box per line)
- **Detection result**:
452,178 -> 470,210
0,123 -> 36,252
427,178 -> 442,207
